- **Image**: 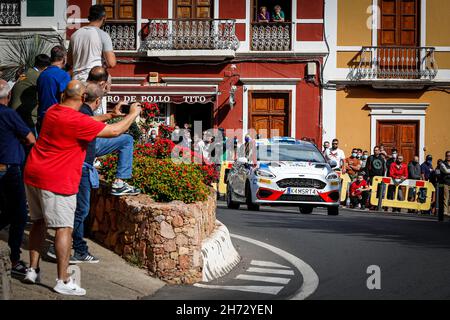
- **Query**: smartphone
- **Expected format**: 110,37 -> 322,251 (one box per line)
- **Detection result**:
121,104 -> 131,114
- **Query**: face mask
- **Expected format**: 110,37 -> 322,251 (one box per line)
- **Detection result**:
151,135 -> 156,139
397,160 -> 402,164
427,160 -> 432,165
362,155 -> 368,160
245,137 -> 250,143
352,153 -> 357,158
392,154 -> 397,159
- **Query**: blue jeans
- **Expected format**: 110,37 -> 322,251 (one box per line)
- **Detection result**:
0,166 -> 27,263
95,134 -> 134,179
73,167 -> 91,256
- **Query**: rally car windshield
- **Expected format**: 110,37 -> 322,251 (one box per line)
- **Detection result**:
257,144 -> 326,163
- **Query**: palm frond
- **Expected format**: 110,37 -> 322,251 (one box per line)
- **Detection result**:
0,34 -> 59,81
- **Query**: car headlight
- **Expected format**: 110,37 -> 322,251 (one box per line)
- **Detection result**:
326,173 -> 339,181
255,169 -> 276,178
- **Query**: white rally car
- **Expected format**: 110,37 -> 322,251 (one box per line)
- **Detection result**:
226,137 -> 341,215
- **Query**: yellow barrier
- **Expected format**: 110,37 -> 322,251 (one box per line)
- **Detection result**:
369,176 -> 435,211
340,173 -> 352,203
216,161 -> 235,197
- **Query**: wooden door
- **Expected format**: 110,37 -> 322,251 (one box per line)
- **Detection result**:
377,121 -> 418,164
175,0 -> 213,19
250,92 -> 290,138
379,0 -> 419,77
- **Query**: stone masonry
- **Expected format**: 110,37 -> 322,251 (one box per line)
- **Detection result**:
89,184 -> 217,284
0,243 -> 11,300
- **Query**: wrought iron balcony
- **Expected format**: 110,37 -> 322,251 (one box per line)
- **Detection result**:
349,46 -> 438,81
141,19 -> 239,51
251,22 -> 291,51
0,0 -> 20,26
103,22 -> 136,51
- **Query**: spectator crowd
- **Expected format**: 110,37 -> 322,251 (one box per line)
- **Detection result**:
322,139 -> 450,215
0,5 -> 141,296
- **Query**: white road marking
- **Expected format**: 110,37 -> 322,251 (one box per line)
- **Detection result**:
231,233 -> 320,300
194,284 -> 284,295
250,260 -> 291,269
247,267 -> 295,275
235,274 -> 291,285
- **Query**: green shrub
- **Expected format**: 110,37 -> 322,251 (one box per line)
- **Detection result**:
99,155 -> 211,204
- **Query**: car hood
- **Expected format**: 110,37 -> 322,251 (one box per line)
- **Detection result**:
258,161 -> 331,177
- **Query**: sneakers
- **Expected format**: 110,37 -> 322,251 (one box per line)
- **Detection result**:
47,244 -> 57,260
24,267 -> 41,284
47,244 -> 79,264
53,277 -> 86,296
111,181 -> 141,196
11,261 -> 28,277
71,252 -> 100,264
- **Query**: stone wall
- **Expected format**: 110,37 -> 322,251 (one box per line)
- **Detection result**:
0,243 -> 11,300
89,184 -> 217,284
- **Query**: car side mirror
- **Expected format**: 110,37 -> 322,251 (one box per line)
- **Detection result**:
328,160 -> 338,168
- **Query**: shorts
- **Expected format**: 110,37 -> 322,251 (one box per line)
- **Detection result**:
25,184 -> 76,228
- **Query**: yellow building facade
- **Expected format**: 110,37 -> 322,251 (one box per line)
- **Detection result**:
323,0 -> 450,164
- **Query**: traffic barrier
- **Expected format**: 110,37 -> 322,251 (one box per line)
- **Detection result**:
369,176 -> 435,211
216,161 -> 234,197
340,173 -> 352,203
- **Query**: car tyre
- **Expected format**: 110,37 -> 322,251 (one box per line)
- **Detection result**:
299,206 -> 314,214
327,206 -> 339,216
226,186 -> 240,210
246,182 -> 260,211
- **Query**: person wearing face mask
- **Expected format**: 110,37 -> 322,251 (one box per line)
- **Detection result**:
388,154 -> 408,211
360,150 -> 369,168
349,172 -> 371,210
344,148 -> 362,180
386,149 -> 398,177
407,156 -> 422,208
421,155 -> 434,181
322,141 -> 330,156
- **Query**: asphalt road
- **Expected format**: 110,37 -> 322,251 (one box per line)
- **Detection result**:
148,204 -> 450,300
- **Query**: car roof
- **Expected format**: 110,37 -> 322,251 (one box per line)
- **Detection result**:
255,137 -> 314,147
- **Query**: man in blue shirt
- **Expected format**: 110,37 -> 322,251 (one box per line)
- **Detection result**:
36,45 -> 71,132
421,155 -> 434,181
0,79 -> 36,277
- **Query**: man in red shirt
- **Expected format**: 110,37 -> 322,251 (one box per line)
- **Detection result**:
349,172 -> 371,210
23,80 -> 141,295
389,154 -> 408,211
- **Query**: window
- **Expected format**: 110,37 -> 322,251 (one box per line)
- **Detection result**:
99,0 -> 136,22
175,0 -> 214,19
27,0 -> 54,17
252,0 -> 291,22
379,0 -> 419,46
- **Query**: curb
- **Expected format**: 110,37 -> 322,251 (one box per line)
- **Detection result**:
0,244 -> 11,300
201,220 -> 241,282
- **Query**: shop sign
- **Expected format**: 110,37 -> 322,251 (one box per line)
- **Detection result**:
106,94 -> 210,104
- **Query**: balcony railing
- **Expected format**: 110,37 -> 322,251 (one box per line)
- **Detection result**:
251,22 -> 291,51
0,0 -> 20,26
349,46 -> 438,81
103,22 -> 136,51
141,19 -> 239,51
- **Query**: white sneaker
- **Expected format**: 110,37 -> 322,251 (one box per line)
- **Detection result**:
53,277 -> 86,296
23,268 -> 41,284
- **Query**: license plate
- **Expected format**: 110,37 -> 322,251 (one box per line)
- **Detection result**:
286,188 -> 318,195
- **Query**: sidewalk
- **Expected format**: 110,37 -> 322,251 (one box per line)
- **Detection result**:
0,227 -> 165,300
